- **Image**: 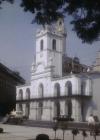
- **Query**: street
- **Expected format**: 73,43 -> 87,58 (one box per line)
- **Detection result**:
0,124 -> 100,140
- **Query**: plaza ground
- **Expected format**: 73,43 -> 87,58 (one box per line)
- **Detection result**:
0,124 -> 100,140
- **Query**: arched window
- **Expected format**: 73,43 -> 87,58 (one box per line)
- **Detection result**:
18,89 -> 23,111
81,81 -> 86,95
19,104 -> 23,111
25,103 -> 30,118
38,83 -> 44,98
65,81 -> 72,96
81,81 -> 86,121
67,100 -> 72,117
40,40 -> 43,51
38,83 -> 44,120
65,99 -> 72,117
54,83 -> 60,97
52,39 -> 56,51
54,83 -> 60,117
25,88 -> 30,118
19,89 -> 23,100
65,81 -> 72,117
54,101 -> 60,117
26,88 -> 30,99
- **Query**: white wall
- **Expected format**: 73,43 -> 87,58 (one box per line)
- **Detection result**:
92,74 -> 100,118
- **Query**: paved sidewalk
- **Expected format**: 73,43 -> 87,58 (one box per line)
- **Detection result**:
0,124 -> 54,140
0,124 -> 100,140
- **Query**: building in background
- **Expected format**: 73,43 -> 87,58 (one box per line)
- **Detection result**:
0,62 -> 25,116
62,56 -> 87,75
92,50 -> 100,72
16,19 -> 100,122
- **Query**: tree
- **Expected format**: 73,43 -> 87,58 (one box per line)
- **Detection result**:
0,0 -> 13,6
1,0 -> 100,43
20,0 -> 100,44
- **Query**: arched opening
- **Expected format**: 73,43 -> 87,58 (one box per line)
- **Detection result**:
25,88 -> 31,118
52,39 -> 56,51
81,81 -> 86,95
65,81 -> 72,96
81,81 -> 86,121
38,84 -> 44,98
54,83 -> 60,97
26,88 -> 30,99
65,81 -> 72,117
40,39 -> 43,51
25,103 -> 30,119
19,89 -> 23,100
18,89 -> 23,111
38,83 -> 44,120
67,100 -> 72,117
54,83 -> 60,117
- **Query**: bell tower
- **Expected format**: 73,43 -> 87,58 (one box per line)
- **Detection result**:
31,19 -> 67,78
56,18 -> 67,54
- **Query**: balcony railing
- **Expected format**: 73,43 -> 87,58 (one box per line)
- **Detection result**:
16,94 -> 92,103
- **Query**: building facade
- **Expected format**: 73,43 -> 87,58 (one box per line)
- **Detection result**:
92,50 -> 100,72
16,19 -> 94,122
0,62 -> 25,116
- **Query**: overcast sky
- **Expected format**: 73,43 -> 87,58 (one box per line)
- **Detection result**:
0,1 -> 100,82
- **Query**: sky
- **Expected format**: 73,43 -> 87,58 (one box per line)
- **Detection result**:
0,1 -> 100,82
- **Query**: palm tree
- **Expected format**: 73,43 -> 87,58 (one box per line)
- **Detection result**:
72,129 -> 79,140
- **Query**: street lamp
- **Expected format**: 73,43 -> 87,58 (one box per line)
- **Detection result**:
53,118 -> 58,140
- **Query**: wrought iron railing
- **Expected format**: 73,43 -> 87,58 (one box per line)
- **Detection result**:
16,94 -> 92,103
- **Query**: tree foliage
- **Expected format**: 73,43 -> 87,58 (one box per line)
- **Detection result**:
0,0 -> 13,5
1,0 -> 100,43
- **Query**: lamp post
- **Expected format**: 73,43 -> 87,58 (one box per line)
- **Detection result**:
82,130 -> 87,140
61,124 -> 66,140
72,129 -> 79,140
53,118 -> 58,140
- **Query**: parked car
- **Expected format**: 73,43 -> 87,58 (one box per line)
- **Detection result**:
8,110 -> 24,124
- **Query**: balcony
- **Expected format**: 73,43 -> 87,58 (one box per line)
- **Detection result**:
69,93 -> 92,98
16,93 -> 92,103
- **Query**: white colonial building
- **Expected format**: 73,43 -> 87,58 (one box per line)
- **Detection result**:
16,19 -> 97,122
